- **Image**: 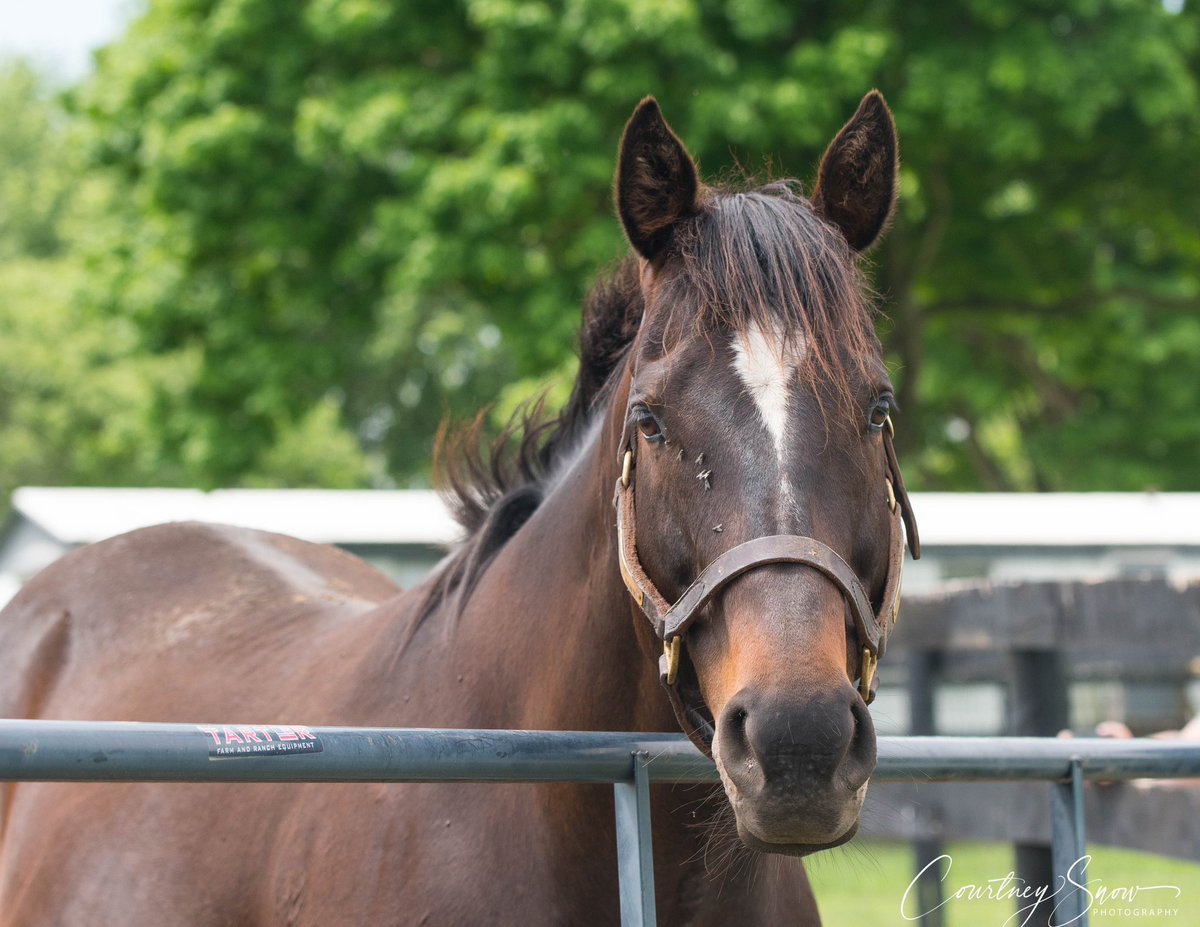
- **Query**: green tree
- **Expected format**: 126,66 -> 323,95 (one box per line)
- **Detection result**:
0,60 -> 170,498
0,60 -> 73,260
0,56 -> 376,498
876,1 -> 1200,490
67,0 -> 1200,490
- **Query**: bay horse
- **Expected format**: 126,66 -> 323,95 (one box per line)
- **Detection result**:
0,91 -> 917,925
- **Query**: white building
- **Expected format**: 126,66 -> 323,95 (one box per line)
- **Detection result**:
0,487 -> 460,604
3,489 -> 1199,606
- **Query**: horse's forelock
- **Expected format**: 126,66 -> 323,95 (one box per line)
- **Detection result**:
665,183 -> 880,415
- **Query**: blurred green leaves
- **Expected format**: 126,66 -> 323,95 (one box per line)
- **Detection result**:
0,61 -> 74,259
1,0 -> 1198,494
0,61 -> 179,500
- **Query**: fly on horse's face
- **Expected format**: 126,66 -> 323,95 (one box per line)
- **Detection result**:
612,93 -> 918,855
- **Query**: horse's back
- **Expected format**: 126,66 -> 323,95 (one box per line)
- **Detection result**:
0,520 -> 402,723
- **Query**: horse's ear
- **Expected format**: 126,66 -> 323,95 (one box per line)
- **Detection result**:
615,97 -> 699,261
812,90 -> 898,252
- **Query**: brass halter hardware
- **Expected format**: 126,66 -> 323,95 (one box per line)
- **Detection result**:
858,648 -> 878,701
614,417 -> 919,755
662,637 -> 681,686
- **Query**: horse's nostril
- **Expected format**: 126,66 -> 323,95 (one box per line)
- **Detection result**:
843,693 -> 877,790
725,702 -> 749,737
849,695 -> 868,732
717,698 -> 752,761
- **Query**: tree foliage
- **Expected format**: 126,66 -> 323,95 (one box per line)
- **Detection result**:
0,61 -> 172,500
7,0 -> 1200,491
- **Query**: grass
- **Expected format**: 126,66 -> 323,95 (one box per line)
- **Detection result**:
804,840 -> 1198,925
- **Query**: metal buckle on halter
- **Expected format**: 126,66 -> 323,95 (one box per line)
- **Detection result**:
620,449 -> 632,489
661,636 -> 681,686
885,477 -> 897,514
859,647 -> 877,704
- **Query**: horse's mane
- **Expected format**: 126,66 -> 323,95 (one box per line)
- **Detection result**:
413,259 -> 643,624
415,181 -> 877,625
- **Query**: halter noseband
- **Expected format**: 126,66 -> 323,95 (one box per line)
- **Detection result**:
613,416 -> 920,755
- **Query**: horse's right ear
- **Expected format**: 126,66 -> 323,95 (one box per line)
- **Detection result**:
615,98 -> 699,261
812,90 -> 899,252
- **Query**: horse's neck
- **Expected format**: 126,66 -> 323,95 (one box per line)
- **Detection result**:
400,409 -> 804,920
453,415 -> 672,733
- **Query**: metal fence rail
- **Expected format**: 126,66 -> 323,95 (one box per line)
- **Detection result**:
2,721 -> 1199,927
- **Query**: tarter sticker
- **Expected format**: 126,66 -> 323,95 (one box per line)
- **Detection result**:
197,724 -> 323,758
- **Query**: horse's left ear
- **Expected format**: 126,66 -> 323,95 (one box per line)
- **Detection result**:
812,90 -> 899,252
615,97 -> 700,261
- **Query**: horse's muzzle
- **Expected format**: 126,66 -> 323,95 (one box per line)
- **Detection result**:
712,681 -> 877,853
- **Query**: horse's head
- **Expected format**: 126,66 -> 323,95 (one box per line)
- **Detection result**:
610,93 -> 917,856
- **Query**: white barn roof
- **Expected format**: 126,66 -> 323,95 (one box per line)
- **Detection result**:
913,492 -> 1200,547
8,487 -> 1200,549
9,487 -> 462,547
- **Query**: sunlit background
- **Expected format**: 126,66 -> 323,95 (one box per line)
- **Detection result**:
1,2 -> 1198,921
0,0 -> 131,83
3,0 -> 1198,495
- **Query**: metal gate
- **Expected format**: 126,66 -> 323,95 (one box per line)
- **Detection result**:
2,721 -> 1199,926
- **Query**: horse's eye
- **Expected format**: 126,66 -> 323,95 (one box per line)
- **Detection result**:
635,408 -> 665,443
868,396 -> 892,432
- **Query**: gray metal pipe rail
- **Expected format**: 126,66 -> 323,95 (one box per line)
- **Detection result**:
2,720 -> 1199,927
3,721 -> 1199,783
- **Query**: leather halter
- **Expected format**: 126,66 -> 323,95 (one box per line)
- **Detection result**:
614,417 -> 920,756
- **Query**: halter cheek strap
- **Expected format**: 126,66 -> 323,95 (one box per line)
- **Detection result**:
613,419 -> 919,756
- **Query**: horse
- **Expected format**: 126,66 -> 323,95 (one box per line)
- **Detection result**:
0,91 -> 917,925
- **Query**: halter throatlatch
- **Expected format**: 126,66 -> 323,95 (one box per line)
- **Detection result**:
614,417 -> 919,756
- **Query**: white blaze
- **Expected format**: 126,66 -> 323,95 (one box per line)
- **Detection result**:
731,322 -> 804,463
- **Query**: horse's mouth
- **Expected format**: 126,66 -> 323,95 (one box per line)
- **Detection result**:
714,749 -> 871,857
735,817 -> 861,858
